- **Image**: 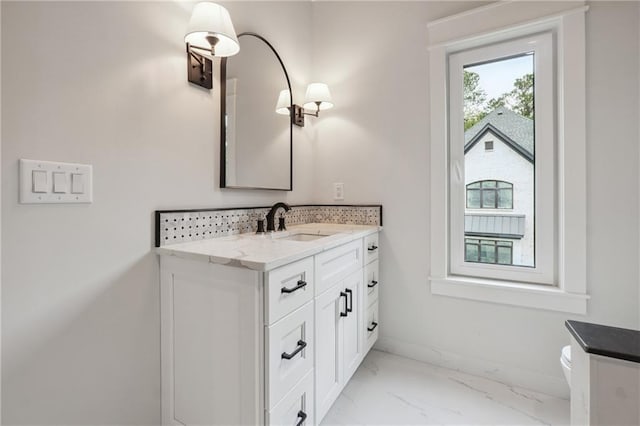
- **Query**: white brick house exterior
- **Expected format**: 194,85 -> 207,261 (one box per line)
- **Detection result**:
464,107 -> 534,267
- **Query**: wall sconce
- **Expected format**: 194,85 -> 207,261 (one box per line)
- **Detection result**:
275,83 -> 334,127
275,90 -> 291,115
185,2 -> 239,89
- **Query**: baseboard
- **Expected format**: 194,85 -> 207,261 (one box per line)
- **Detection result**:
374,336 -> 569,399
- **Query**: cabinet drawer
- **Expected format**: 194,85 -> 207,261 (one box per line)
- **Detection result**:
364,260 -> 379,308
266,257 -> 314,325
365,301 -> 379,353
315,239 -> 363,296
266,302 -> 314,409
364,232 -> 379,264
267,370 -> 314,426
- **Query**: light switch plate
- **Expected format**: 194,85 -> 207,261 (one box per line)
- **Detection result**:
334,182 -> 344,201
20,159 -> 93,204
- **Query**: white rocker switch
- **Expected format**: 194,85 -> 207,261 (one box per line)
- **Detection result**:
71,173 -> 84,194
32,170 -> 48,193
53,172 -> 67,193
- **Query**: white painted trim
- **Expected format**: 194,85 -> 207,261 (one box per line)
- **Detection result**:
428,45 -> 449,282
428,0 -> 588,308
430,277 -> 589,315
427,2 -> 588,48
557,10 -> 587,295
374,338 -> 569,400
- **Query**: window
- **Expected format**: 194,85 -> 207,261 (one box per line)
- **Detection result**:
465,239 -> 513,265
449,32 -> 554,280
466,180 -> 513,209
428,3 -> 588,313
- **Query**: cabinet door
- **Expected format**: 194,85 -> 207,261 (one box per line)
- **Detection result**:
365,301 -> 379,354
341,269 -> 364,384
364,260 -> 379,308
266,257 -> 314,325
267,371 -> 314,426
315,240 -> 363,296
266,302 -> 314,409
315,285 -> 344,422
364,232 -> 379,264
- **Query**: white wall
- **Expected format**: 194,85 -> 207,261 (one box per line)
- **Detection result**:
1,2 -> 312,424
310,1 -> 640,397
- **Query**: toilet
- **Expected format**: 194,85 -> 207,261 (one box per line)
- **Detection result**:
560,345 -> 571,387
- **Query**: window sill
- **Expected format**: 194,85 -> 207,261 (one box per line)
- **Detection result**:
430,276 -> 589,314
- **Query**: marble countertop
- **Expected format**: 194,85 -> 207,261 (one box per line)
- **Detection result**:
155,223 -> 381,272
566,320 -> 640,364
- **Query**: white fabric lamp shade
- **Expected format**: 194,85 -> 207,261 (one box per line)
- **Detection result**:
185,2 -> 239,57
275,89 -> 291,115
303,83 -> 334,110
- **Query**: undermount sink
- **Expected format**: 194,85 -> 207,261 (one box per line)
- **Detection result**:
277,233 -> 332,242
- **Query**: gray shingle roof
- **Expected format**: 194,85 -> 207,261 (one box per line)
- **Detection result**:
465,214 -> 525,239
464,107 -> 534,157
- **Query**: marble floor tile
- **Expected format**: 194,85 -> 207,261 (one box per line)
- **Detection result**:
321,350 -> 569,426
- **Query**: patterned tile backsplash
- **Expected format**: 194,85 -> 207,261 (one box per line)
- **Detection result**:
155,204 -> 382,247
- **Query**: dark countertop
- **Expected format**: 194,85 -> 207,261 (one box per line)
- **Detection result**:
566,320 -> 640,364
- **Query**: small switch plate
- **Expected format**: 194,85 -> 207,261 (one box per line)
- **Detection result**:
334,182 -> 344,201
20,159 -> 93,204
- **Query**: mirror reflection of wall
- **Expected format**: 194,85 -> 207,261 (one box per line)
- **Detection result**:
225,78 -> 237,185
222,33 -> 292,190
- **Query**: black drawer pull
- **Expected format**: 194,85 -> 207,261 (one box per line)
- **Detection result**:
281,340 -> 307,360
295,410 -> 307,426
368,245 -> 378,252
340,292 -> 348,317
345,288 -> 353,313
367,321 -> 378,332
367,280 -> 378,288
281,280 -> 307,294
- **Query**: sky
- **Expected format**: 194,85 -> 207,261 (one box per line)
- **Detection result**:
465,54 -> 533,100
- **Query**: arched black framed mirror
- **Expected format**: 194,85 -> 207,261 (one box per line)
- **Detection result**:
220,32 -> 293,191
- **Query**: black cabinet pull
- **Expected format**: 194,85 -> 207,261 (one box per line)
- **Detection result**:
368,245 -> 378,252
345,288 -> 353,313
295,410 -> 307,426
281,340 -> 307,360
281,280 -> 307,294
367,280 -> 378,288
340,292 -> 348,317
367,321 -> 378,332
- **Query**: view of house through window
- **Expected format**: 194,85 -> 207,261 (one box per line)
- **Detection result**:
463,54 -> 535,267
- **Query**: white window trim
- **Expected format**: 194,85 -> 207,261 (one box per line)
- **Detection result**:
428,2 -> 589,314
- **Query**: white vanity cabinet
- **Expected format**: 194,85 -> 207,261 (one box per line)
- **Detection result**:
160,229 -> 380,426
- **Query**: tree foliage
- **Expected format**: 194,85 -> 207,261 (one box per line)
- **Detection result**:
463,71 -> 534,130
463,71 -> 487,130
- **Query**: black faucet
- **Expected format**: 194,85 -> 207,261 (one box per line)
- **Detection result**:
266,202 -> 291,232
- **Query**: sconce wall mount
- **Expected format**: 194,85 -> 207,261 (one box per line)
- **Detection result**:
277,83 -> 333,127
185,2 -> 239,89
186,43 -> 214,89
